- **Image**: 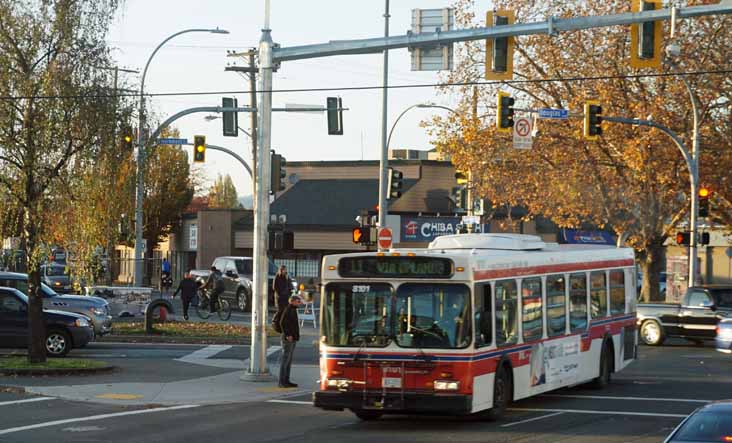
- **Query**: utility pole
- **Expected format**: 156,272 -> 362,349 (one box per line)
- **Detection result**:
249,51 -> 258,197
377,0 -> 390,235
243,0 -> 273,381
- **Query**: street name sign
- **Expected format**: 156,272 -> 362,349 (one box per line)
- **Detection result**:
157,138 -> 188,145
538,108 -> 569,120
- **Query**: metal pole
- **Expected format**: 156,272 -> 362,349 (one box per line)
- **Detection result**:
682,77 -> 702,287
243,1 -> 273,381
250,51 -> 259,198
377,0 -> 390,237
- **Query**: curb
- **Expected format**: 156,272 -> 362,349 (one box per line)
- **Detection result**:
0,365 -> 116,377
99,335 -> 254,345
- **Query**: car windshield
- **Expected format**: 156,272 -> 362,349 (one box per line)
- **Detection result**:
672,409 -> 732,441
394,283 -> 472,349
322,283 -> 393,347
710,289 -> 732,309
44,266 -> 67,277
234,260 -> 253,275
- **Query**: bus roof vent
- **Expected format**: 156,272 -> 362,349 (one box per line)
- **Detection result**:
428,233 -> 546,251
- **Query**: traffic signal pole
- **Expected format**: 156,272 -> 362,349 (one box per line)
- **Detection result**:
377,0 -> 390,238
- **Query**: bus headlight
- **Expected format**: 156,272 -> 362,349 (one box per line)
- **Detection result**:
433,380 -> 460,391
326,378 -> 352,390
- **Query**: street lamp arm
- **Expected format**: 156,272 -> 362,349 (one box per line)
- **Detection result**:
386,104 -> 421,155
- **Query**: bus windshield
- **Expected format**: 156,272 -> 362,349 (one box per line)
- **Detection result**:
323,283 -> 393,347
395,283 -> 471,349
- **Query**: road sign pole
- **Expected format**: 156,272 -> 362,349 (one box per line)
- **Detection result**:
377,0 -> 390,237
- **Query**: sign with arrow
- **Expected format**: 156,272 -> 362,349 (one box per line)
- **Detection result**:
513,117 -> 533,150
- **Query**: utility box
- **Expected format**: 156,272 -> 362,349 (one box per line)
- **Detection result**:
410,8 -> 455,71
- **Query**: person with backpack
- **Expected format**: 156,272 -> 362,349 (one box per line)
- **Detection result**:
278,294 -> 302,388
203,266 -> 225,313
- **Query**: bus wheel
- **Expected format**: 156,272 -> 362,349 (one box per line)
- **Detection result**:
640,320 -> 665,346
485,365 -> 512,421
352,409 -> 382,421
590,344 -> 613,389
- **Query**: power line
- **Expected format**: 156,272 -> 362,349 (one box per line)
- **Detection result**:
1,68 -> 732,101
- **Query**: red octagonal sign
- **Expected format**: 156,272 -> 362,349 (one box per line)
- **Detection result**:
378,227 -> 393,249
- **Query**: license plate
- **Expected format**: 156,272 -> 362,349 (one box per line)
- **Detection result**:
382,377 -> 402,388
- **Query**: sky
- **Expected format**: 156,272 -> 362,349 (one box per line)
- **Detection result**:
108,0 -> 491,197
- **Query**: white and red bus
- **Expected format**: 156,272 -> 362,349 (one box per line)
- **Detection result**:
313,233 -> 637,420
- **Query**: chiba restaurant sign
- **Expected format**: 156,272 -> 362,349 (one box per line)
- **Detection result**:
401,217 -> 487,242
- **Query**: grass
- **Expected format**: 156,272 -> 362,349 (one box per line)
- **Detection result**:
112,321 -> 279,338
0,357 -> 107,370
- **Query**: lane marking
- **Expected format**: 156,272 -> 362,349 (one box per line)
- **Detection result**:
501,412 -> 564,428
177,345 -> 232,361
0,397 -> 54,407
267,399 -> 312,405
509,407 -> 687,418
0,404 -> 199,436
543,394 -> 711,404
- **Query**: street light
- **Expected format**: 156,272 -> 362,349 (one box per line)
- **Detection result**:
204,115 -> 252,139
665,42 -> 702,287
133,27 -> 229,287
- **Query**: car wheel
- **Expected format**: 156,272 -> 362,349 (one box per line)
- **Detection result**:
237,288 -> 249,312
640,320 -> 665,346
46,329 -> 71,357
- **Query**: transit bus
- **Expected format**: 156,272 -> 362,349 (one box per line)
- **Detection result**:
313,233 -> 637,420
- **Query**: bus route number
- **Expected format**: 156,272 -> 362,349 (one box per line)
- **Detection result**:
352,285 -> 371,293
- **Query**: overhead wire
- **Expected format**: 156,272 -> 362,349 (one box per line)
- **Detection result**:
1,68 -> 732,101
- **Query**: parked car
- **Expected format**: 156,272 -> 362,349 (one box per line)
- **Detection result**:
0,287 -> 94,357
40,263 -> 72,294
663,400 -> 732,442
637,285 -> 732,346
191,257 -> 297,312
0,271 -> 112,336
717,319 -> 732,354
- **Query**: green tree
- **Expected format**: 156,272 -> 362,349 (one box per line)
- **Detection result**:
0,0 -> 121,362
208,173 -> 240,209
433,0 -> 732,302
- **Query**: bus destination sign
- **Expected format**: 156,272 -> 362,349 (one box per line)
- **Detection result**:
338,257 -> 454,279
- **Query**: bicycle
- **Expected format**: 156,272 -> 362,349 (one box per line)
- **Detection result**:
195,288 -> 231,321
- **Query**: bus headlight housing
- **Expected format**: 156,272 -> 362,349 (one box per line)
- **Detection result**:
433,380 -> 460,391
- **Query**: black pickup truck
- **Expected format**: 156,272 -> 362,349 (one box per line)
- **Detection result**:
637,285 -> 732,345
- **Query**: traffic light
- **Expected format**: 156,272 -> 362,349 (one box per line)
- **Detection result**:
698,187 -> 711,218
452,186 -> 467,211
496,90 -> 515,133
485,10 -> 515,81
327,97 -> 343,135
222,97 -> 238,137
352,226 -> 366,244
193,135 -> 206,163
676,231 -> 691,246
271,152 -> 286,193
455,171 -> 468,185
700,232 -> 710,246
121,126 -> 134,150
387,168 -> 403,200
584,101 -> 603,140
630,0 -> 662,69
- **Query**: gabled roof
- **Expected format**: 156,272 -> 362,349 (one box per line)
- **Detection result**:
270,179 -> 416,227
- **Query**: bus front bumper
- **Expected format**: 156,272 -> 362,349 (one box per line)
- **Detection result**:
313,390 -> 472,415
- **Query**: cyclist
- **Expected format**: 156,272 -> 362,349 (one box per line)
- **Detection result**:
203,265 -> 225,313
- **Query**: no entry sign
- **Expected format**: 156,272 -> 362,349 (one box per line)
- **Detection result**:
378,227 -> 393,249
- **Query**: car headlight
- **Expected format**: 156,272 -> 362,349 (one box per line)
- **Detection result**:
91,307 -> 106,316
433,380 -> 460,391
75,318 -> 90,327
54,281 -> 61,286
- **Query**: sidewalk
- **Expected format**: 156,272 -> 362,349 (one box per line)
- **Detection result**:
20,363 -> 319,407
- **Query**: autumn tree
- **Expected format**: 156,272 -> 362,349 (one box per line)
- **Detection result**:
432,0 -> 732,301
0,0 -> 121,362
208,173 -> 240,209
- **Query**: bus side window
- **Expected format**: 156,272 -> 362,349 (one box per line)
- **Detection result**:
590,271 -> 608,319
474,283 -> 492,347
495,280 -> 518,347
609,270 -> 625,315
546,275 -> 566,337
569,273 -> 588,332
